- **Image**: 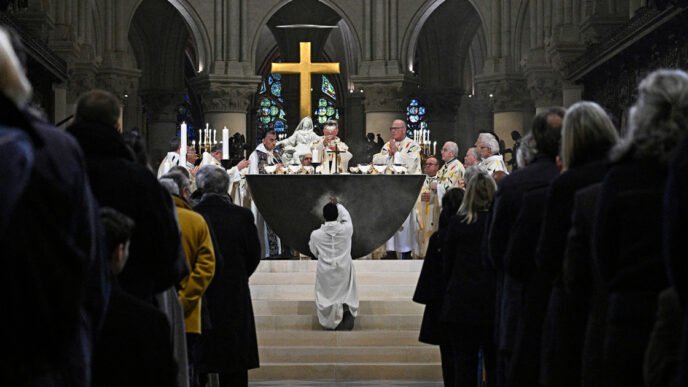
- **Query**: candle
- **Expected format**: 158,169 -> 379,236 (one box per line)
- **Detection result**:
433,141 -> 437,155
198,129 -> 202,147
222,127 -> 229,159
213,129 -> 217,144
180,122 -> 187,166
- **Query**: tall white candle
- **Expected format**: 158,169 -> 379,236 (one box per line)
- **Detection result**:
213,129 -> 217,144
180,122 -> 187,166
222,127 -> 229,159
433,141 -> 437,155
198,130 -> 202,148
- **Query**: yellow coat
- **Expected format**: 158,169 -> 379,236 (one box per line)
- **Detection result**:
173,196 -> 216,334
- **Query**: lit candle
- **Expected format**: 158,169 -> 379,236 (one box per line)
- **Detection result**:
433,141 -> 437,155
213,129 -> 217,144
222,127 -> 229,159
180,122 -> 187,166
198,129 -> 202,147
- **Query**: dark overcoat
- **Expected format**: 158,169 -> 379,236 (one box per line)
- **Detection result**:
194,194 -> 261,372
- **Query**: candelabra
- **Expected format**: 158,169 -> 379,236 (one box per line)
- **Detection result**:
412,128 -> 437,156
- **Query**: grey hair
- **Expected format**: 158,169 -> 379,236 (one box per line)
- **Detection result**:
159,178 -> 180,196
516,132 -> 537,168
467,147 -> 481,161
458,168 -> 497,224
196,165 -> 229,194
463,165 -> 487,186
160,171 -> 190,196
477,133 -> 499,155
561,101 -> 618,170
444,141 -> 459,158
611,69 -> 688,164
0,28 -> 32,107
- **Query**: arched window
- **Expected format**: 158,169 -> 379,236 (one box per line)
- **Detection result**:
256,73 -> 287,144
313,75 -> 339,126
405,98 -> 427,139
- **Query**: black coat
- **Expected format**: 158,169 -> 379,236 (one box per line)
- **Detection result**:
413,209 -> 460,345
193,194 -> 261,372
442,212 -> 494,331
487,155 -> 559,354
562,184 -> 608,387
593,159 -> 670,386
664,135 -> 688,387
503,187 -> 550,386
68,121 -> 186,301
1,95 -> 108,387
535,161 -> 609,387
92,287 -> 177,387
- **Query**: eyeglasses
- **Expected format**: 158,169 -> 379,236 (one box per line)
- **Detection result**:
425,163 -> 438,166
389,127 -> 405,131
303,157 -> 312,160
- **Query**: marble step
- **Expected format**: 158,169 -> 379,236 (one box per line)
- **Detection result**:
250,271 -> 420,285
249,363 -> 442,382
255,314 -> 422,330
252,300 -> 424,316
258,345 -> 439,363
250,284 -> 415,300
256,329 -> 425,347
255,260 -> 424,273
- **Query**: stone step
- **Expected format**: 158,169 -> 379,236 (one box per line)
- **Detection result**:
249,363 -> 442,382
256,329 -> 425,347
250,271 -> 420,285
250,284 -> 415,300
252,300 -> 424,316
255,260 -> 424,273
255,314 -> 422,330
259,345 -> 440,363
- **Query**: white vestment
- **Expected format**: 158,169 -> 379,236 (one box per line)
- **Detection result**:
249,144 -> 283,258
479,154 -> 508,175
308,204 -> 359,329
157,152 -> 180,178
373,136 -> 421,253
199,152 -> 220,167
312,136 -> 352,174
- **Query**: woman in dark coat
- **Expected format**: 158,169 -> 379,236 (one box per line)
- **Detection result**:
593,69 -> 688,387
441,169 -> 498,387
535,101 -> 619,387
193,165 -> 261,387
413,188 -> 464,386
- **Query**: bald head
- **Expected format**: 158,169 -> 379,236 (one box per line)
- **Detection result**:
390,119 -> 407,141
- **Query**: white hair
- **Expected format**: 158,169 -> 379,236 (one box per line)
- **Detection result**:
0,28 -> 32,107
159,178 -> 179,196
477,133 -> 499,155
444,141 -> 459,158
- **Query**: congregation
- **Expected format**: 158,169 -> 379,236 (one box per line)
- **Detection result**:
2,16 -> 688,387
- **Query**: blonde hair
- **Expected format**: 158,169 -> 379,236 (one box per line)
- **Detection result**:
0,28 -> 32,107
458,168 -> 496,224
560,101 -> 618,170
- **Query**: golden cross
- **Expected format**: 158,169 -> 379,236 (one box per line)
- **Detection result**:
271,42 -> 340,120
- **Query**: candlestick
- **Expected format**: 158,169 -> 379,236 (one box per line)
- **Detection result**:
222,127 -> 229,159
180,122 -> 187,166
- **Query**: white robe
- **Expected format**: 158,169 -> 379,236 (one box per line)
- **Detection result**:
157,152 -> 180,178
479,154 -> 508,175
309,204 -> 359,329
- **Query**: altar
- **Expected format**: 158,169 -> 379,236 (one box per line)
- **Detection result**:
246,174 -> 424,258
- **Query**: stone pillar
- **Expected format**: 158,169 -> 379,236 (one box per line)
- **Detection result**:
421,89 -> 463,156
52,83 -> 67,126
524,65 -> 563,113
141,90 -> 185,161
562,82 -> 584,107
96,66 -> 142,130
357,82 -> 405,142
344,92 -> 367,164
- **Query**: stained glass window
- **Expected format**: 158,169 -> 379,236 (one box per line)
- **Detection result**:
256,73 -> 287,143
405,98 -> 427,138
314,75 -> 339,125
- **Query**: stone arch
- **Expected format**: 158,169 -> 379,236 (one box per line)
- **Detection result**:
401,0 -> 489,74
248,0 -> 362,78
126,0 -> 211,73
512,0 -> 531,67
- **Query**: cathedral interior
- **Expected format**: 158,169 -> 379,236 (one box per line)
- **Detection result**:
2,0 -> 687,164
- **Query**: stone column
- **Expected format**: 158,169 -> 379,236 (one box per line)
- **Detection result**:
524,66 -> 563,113
421,88 -> 463,156
356,81 -> 405,142
192,76 -> 260,139
343,92 -> 366,164
96,66 -> 142,130
141,90 -> 185,161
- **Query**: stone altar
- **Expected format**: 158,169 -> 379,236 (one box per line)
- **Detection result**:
246,175 -> 424,258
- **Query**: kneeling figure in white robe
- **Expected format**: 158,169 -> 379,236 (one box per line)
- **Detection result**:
308,201 -> 359,330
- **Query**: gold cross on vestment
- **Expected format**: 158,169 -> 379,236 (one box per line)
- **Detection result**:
271,42 -> 340,119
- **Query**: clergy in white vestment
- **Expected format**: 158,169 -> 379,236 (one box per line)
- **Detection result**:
414,156 -> 440,259
311,120 -> 352,174
157,137 -> 184,178
200,144 -> 250,206
158,137 -> 199,190
475,132 -> 508,175
431,141 -> 465,204
308,199 -> 358,330
373,119 -> 422,259
248,130 -> 284,258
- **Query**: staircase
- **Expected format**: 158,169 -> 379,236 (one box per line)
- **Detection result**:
248,260 -> 443,385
